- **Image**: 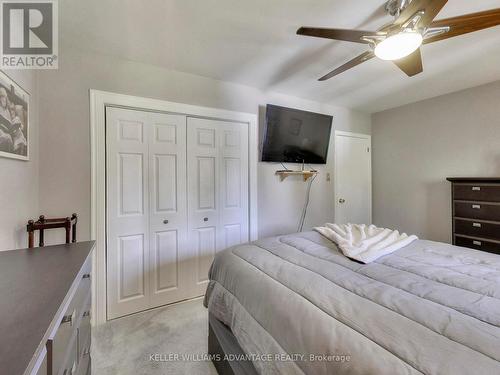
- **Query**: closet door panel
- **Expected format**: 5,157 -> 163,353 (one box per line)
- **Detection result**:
219,124 -> 249,248
187,117 -> 249,296
197,156 -> 216,210
195,226 -> 217,284
106,107 -> 150,319
148,113 -> 189,307
154,154 -> 177,212
187,118 -> 219,294
153,229 -> 178,291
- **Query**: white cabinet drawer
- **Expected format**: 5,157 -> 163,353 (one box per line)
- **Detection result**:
59,333 -> 78,375
47,257 -> 92,375
78,294 -> 92,360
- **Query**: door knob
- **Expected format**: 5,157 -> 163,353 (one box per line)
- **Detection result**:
339,198 -> 346,204
163,219 -> 169,224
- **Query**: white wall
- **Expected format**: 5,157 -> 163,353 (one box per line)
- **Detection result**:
38,46 -> 370,243
372,80 -> 500,242
258,107 -> 370,237
0,70 -> 39,251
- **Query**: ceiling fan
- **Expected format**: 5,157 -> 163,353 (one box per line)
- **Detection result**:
297,0 -> 500,80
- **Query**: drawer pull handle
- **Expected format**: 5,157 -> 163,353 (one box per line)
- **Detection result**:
473,240 -> 482,246
472,205 -> 481,209
82,273 -> 91,279
203,217 -> 208,222
61,309 -> 75,326
61,312 -> 73,325
472,223 -> 482,228
471,186 -> 481,191
163,219 -> 169,224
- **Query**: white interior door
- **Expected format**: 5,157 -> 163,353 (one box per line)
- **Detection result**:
107,107 -> 250,319
187,117 -> 249,296
106,107 -> 151,319
107,107 -> 190,319
147,112 -> 190,308
335,132 -> 372,225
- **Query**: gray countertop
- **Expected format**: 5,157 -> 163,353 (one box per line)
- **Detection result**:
0,241 -> 95,375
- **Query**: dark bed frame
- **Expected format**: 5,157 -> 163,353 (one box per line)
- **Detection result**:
208,314 -> 258,375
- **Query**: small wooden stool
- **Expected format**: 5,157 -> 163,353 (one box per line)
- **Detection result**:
27,214 -> 78,248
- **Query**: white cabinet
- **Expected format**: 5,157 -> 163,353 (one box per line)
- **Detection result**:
106,108 -> 249,319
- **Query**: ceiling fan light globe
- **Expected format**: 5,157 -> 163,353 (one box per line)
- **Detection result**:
374,32 -> 423,61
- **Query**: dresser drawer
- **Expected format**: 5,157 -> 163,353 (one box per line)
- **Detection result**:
454,219 -> 500,241
48,257 -> 92,375
454,184 -> 500,202
78,294 -> 91,360
455,236 -> 500,255
59,333 -> 78,375
454,201 -> 500,221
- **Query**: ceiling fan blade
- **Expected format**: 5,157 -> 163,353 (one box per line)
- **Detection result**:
392,48 -> 423,76
297,27 -> 381,44
424,8 -> 500,44
394,0 -> 448,28
318,51 -> 375,81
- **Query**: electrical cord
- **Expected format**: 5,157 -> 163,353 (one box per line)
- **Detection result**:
298,172 -> 318,232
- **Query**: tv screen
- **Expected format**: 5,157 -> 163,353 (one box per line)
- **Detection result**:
261,104 -> 332,164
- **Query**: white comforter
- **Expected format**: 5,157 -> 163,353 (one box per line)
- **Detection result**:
314,223 -> 418,263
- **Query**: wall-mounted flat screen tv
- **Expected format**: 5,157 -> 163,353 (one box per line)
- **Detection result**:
261,104 -> 332,164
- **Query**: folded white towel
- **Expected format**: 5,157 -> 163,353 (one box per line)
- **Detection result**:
314,223 -> 418,263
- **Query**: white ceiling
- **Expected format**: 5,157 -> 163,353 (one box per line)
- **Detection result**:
60,0 -> 500,113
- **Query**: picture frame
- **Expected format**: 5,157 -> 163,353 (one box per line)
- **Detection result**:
0,70 -> 29,161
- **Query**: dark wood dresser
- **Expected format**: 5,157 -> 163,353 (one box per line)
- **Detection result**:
0,241 -> 94,375
447,177 -> 500,254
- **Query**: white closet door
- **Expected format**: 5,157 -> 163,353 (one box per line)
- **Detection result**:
187,117 -> 249,296
106,107 -> 150,319
219,121 -> 249,248
107,107 -> 189,319
148,112 -> 189,307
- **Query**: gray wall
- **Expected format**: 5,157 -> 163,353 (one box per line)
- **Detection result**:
38,46 -> 370,244
0,70 -> 39,251
372,80 -> 500,242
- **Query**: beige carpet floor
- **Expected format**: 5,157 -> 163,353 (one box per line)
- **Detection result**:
92,298 -> 217,375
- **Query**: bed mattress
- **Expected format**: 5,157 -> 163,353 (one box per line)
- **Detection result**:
204,231 -> 500,375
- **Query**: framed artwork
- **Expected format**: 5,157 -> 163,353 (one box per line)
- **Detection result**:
0,70 -> 29,160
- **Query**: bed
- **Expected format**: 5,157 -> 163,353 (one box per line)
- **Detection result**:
204,231 -> 500,375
